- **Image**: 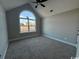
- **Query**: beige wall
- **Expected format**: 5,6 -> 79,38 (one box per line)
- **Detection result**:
0,4 -> 8,59
43,8 -> 79,44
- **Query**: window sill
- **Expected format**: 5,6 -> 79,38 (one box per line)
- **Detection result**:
20,31 -> 36,34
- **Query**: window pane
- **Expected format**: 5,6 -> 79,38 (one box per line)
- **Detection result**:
20,19 -> 28,33
19,11 -> 36,33
29,19 -> 36,32
20,11 -> 36,19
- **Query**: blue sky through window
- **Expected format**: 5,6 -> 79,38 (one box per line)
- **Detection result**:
20,11 -> 36,24
20,11 -> 36,19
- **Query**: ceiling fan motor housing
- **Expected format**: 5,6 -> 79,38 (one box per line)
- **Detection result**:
36,0 -> 48,3
33,0 -> 48,8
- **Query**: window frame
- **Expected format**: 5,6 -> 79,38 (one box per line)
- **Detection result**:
19,10 -> 37,33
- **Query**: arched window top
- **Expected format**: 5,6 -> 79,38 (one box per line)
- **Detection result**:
20,10 -> 36,20
19,10 -> 36,33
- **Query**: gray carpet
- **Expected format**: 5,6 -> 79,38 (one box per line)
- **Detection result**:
5,36 -> 76,59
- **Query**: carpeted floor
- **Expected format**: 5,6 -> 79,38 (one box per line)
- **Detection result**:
5,36 -> 76,59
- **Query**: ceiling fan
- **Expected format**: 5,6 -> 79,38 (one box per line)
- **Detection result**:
32,0 -> 48,8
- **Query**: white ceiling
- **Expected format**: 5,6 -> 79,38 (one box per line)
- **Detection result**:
0,0 -> 79,17
0,0 -> 32,10
31,0 -> 79,17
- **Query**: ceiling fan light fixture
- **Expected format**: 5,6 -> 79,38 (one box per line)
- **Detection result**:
50,10 -> 53,12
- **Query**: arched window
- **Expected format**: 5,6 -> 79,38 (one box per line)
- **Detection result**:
19,10 -> 36,33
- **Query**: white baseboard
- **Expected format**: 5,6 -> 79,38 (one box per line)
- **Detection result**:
43,34 -> 77,48
2,45 -> 8,59
9,34 -> 41,42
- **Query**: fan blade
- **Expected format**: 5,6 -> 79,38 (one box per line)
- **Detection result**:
35,3 -> 39,8
41,0 -> 48,2
40,4 -> 45,7
36,0 -> 41,2
35,5 -> 38,8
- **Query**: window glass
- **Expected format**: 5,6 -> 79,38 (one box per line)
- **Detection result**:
19,11 -> 36,33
